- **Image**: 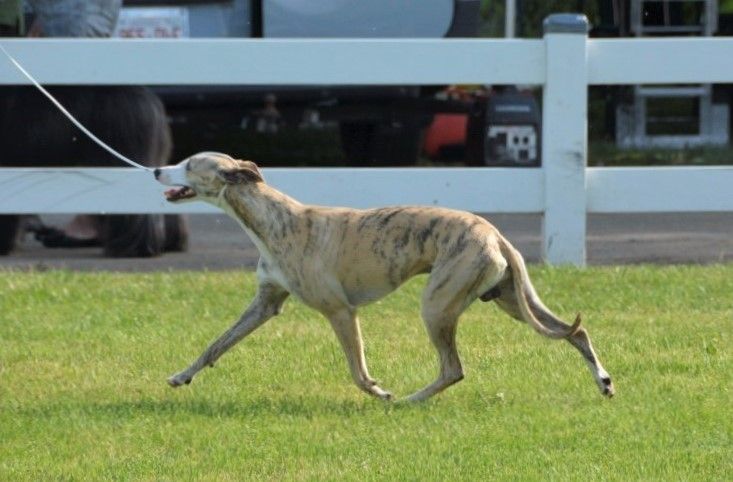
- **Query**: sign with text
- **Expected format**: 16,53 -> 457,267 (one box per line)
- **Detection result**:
114,7 -> 190,38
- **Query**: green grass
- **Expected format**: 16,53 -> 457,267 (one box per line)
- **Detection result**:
1,266 -> 731,480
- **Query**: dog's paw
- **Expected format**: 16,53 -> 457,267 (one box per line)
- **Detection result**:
371,385 -> 393,401
600,377 -> 615,398
167,373 -> 192,388
378,391 -> 394,402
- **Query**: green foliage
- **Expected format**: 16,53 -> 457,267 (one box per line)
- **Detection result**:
589,142 -> 733,166
1,267 -> 731,480
480,0 -> 600,37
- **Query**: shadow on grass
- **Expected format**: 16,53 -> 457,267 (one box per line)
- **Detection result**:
9,389 -> 516,425
15,394 -> 430,421
107,396 -> 377,418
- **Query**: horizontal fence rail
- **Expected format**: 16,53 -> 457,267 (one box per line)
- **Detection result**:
3,37 -> 733,86
588,38 -> 733,85
4,166 -> 728,215
0,38 -> 545,86
587,167 -> 733,213
1,14 -> 732,265
0,168 -> 545,214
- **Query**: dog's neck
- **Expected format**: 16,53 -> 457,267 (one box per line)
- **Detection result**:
220,182 -> 303,252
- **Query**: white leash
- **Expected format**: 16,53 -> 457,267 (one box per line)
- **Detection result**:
0,43 -> 151,171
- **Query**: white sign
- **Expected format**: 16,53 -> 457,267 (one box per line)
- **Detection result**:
114,7 -> 190,38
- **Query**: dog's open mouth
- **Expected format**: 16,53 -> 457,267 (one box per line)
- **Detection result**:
164,186 -> 196,202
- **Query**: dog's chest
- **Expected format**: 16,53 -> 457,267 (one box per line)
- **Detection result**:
222,205 -> 294,289
257,256 -> 292,290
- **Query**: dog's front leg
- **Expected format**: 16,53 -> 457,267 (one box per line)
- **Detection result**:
326,308 -> 393,401
168,283 -> 289,387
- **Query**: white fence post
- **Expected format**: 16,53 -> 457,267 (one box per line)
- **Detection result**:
541,14 -> 589,266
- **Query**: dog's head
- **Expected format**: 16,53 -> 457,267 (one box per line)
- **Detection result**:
154,152 -> 263,203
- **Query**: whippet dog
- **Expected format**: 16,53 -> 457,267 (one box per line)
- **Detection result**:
155,152 -> 614,402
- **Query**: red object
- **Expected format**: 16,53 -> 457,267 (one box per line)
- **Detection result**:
423,114 -> 468,158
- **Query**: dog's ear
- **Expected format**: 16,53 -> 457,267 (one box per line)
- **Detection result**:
217,160 -> 264,184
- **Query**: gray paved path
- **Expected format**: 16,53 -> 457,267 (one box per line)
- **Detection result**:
1,213 -> 731,272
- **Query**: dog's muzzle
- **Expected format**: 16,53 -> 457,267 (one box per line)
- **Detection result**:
154,167 -> 196,202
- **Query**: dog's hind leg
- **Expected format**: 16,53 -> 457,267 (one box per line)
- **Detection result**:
407,249 -> 506,402
405,254 -> 504,402
494,279 -> 614,397
404,309 -> 463,403
530,297 -> 614,397
326,308 -> 393,400
167,283 -> 289,388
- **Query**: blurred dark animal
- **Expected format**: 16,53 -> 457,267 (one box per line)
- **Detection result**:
0,86 -> 187,256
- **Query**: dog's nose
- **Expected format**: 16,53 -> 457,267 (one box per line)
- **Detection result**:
153,168 -> 161,179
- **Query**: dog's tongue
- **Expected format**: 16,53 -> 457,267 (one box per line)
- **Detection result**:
164,188 -> 182,200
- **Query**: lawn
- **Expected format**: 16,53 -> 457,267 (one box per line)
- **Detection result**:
1,266 -> 730,481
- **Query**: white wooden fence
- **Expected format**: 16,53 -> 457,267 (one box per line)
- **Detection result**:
1,14 -> 732,265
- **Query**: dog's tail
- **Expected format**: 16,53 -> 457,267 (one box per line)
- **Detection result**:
498,237 -> 581,339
